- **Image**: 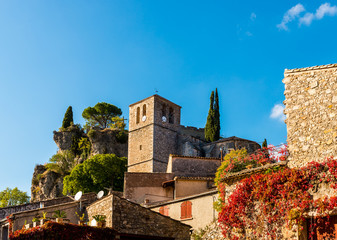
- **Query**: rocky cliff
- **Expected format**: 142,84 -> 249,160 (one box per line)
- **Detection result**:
31,127 -> 128,202
31,165 -> 64,202
88,128 -> 128,157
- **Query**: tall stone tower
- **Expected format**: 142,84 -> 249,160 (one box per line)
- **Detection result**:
128,95 -> 181,173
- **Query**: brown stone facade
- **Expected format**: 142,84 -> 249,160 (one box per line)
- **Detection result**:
283,64 -> 337,168
87,194 -> 191,240
128,95 -> 181,172
124,172 -> 175,204
167,155 -> 221,177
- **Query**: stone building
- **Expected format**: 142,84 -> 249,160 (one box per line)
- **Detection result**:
124,94 -> 261,232
87,193 -> 191,240
128,95 -> 260,173
283,63 -> 337,168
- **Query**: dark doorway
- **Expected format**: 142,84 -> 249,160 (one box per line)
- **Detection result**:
307,215 -> 337,240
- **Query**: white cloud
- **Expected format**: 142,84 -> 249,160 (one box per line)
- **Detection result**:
299,12 -> 315,25
277,3 -> 305,30
250,12 -> 256,21
316,3 -> 337,19
298,3 -> 337,27
270,104 -> 286,122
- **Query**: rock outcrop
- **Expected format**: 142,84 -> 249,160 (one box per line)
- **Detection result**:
88,128 -> 128,157
31,165 -> 64,202
53,130 -> 78,153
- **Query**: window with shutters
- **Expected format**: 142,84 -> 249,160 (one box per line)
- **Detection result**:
180,201 -> 192,219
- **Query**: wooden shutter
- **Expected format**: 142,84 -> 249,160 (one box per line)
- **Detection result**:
186,201 -> 192,218
181,202 -> 186,219
159,206 -> 164,215
181,201 -> 192,219
164,206 -> 169,216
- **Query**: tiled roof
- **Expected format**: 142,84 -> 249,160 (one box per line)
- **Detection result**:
221,161 -> 288,184
285,63 -> 337,73
174,176 -> 214,181
170,154 -> 221,160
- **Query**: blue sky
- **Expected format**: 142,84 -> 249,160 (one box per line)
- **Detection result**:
1,0 -> 337,195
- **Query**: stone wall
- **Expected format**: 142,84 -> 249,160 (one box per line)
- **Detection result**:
283,64 -> 337,168
123,172 -> 174,204
128,95 -> 181,173
179,126 -> 205,141
202,136 -> 261,158
167,155 -> 221,177
150,190 -> 218,231
153,125 -> 179,172
87,194 -> 191,240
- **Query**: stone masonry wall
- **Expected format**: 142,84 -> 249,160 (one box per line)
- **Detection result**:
87,195 -> 113,227
283,64 -> 337,168
111,195 -> 191,240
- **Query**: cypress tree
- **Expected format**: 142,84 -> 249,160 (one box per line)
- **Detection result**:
205,91 -> 215,142
62,106 -> 73,129
214,88 -> 220,141
262,139 -> 268,148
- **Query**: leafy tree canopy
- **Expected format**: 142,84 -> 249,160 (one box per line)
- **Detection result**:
63,154 -> 127,195
0,187 -> 30,207
82,102 -> 122,129
62,106 -> 73,129
46,150 -> 76,177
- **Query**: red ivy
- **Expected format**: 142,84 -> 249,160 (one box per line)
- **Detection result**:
10,221 -> 117,240
218,157 -> 337,239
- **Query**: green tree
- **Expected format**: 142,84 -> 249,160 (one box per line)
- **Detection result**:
62,106 -> 73,129
63,154 -> 127,195
214,88 -> 220,141
82,102 -> 122,129
46,150 -> 76,176
0,187 -> 30,207
262,139 -> 268,148
205,91 -> 216,142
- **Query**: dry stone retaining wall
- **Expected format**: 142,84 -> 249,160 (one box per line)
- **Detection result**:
284,64 -> 337,168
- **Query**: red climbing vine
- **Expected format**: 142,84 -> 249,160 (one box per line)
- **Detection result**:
217,155 -> 337,239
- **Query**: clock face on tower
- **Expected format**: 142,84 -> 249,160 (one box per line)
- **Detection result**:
162,116 -> 167,122
142,116 -> 147,122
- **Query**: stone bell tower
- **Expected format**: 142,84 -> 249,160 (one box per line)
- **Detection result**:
128,95 -> 181,173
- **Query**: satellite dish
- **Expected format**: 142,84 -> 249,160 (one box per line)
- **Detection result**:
97,191 -> 104,199
142,115 -> 147,122
74,191 -> 83,201
162,116 -> 167,122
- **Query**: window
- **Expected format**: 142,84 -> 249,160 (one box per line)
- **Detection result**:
159,206 -> 169,216
169,107 -> 174,124
140,145 -> 142,150
136,107 -> 140,124
143,104 -> 146,116
162,104 -> 167,117
181,201 -> 192,219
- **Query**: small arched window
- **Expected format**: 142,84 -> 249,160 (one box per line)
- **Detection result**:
181,201 -> 192,219
136,107 -> 140,124
169,107 -> 174,124
143,104 -> 146,116
162,104 -> 167,117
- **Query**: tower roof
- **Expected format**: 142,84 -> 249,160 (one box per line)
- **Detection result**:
129,94 -> 182,108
